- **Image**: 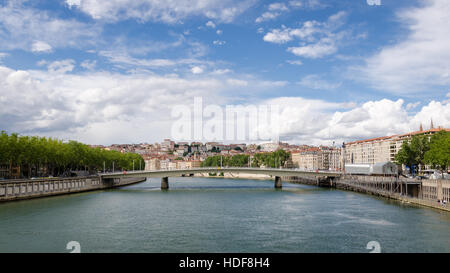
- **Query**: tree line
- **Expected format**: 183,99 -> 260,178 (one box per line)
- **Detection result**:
395,130 -> 449,176
201,149 -> 291,168
0,131 -> 144,178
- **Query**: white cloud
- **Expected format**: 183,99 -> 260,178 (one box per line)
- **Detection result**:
0,64 -> 225,141
66,0 -> 81,8
80,60 -> 97,70
1,62 -> 448,145
210,69 -> 232,75
263,11 -> 353,58
191,66 -> 204,74
0,52 -> 7,62
406,102 -> 420,110
256,1 -> 327,23
298,74 -> 341,90
206,21 -> 216,28
288,37 -> 338,58
256,11 -> 282,23
98,50 -> 212,70
268,3 -> 289,11
31,41 -> 52,53
267,98 -> 450,145
255,2 -> 289,23
359,0 -> 450,94
213,40 -> 226,46
263,26 -> 298,44
216,29 -> 223,35
47,59 -> 76,74
286,60 -> 303,65
0,2 -> 99,52
65,0 -> 257,23
288,0 -> 328,9
227,78 -> 248,86
0,62 -> 301,143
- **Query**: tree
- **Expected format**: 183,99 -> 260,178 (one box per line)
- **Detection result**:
424,130 -> 450,178
410,135 -> 430,171
0,132 -> 145,178
395,140 -> 416,174
395,135 -> 430,175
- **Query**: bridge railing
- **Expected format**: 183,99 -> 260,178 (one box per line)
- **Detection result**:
100,167 -> 342,176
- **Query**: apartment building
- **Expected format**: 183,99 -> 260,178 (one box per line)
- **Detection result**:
144,158 -> 161,171
291,147 -> 342,171
344,127 -> 449,165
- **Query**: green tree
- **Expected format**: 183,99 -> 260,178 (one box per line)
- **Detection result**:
395,141 -> 416,173
424,130 -> 450,178
395,135 -> 431,175
0,131 -> 145,178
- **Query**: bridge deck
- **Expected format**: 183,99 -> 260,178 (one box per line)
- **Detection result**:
100,167 -> 341,179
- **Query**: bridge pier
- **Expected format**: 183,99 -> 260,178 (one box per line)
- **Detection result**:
161,177 -> 169,190
275,176 -> 282,189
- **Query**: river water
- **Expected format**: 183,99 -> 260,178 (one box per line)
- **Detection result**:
0,177 -> 449,253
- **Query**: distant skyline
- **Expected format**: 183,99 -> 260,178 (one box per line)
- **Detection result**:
0,0 -> 449,146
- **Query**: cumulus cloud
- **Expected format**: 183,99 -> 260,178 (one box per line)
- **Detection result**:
0,63 -> 293,143
358,0 -> 450,94
263,11 -> 353,58
65,0 -> 257,23
1,62 -> 448,145
268,98 -> 450,145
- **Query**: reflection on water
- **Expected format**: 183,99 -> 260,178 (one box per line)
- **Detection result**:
0,177 -> 449,253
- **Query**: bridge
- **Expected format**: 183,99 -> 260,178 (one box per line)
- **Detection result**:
100,167 -> 341,189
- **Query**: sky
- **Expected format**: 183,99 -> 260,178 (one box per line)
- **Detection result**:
0,0 -> 449,145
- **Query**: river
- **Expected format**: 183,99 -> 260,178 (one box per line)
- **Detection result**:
0,177 -> 449,253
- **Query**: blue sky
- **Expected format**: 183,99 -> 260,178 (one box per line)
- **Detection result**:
0,0 -> 449,145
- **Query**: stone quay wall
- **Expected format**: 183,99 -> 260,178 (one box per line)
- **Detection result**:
0,176 -> 146,203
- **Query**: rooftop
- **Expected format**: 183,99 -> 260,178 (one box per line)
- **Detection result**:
346,127 -> 449,145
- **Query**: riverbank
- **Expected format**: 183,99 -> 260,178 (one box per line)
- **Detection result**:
285,175 -> 450,212
334,179 -> 450,212
0,176 -> 146,203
